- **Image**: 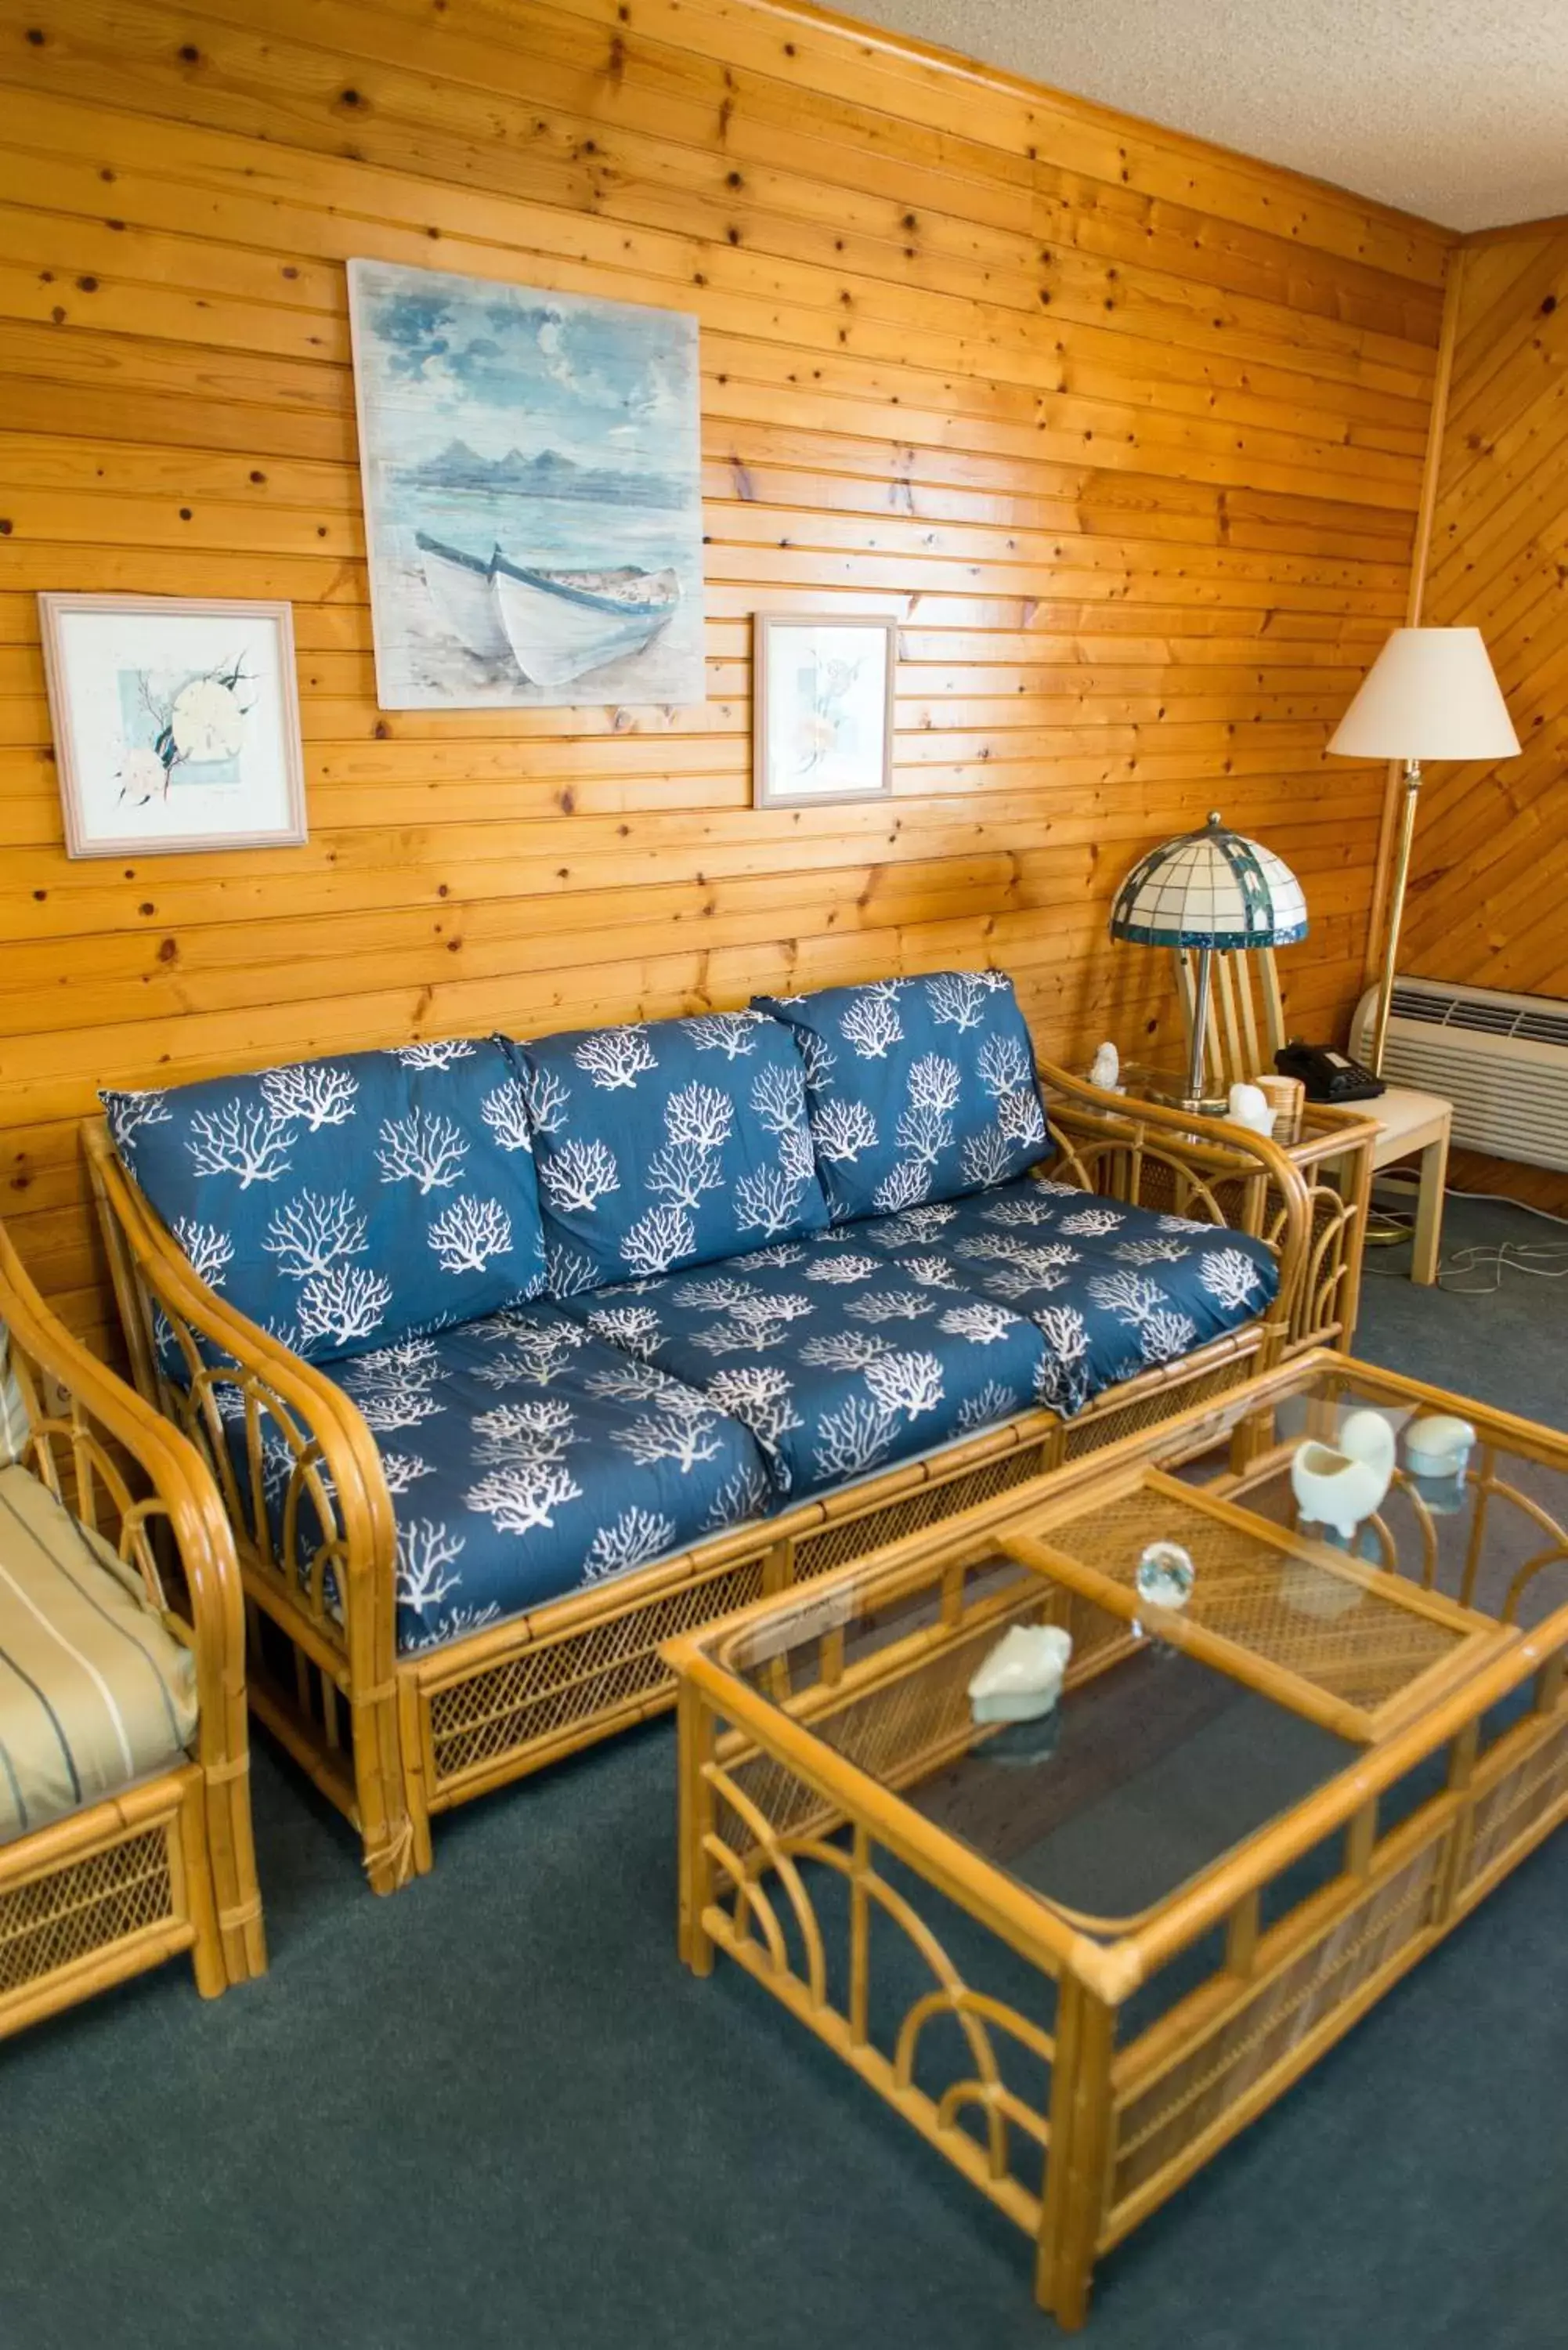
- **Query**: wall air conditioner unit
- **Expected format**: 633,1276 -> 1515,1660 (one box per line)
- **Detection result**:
1351,978 -> 1568,1172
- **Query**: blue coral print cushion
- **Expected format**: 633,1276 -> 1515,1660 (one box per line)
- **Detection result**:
753,972 -> 1050,1223
505,1010 -> 830,1293
223,1307 -> 771,1654
102,1037 -> 548,1365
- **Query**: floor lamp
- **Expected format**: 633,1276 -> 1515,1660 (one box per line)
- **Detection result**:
1328,627 -> 1519,1076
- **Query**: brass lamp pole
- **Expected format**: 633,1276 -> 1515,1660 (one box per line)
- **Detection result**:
1328,628 -> 1519,1076
1369,757 -> 1423,1077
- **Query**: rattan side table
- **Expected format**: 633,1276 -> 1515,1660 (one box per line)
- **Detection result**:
1045,1080 -> 1378,1355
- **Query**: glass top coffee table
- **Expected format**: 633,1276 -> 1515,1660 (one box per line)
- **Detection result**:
663,1350 -> 1568,2330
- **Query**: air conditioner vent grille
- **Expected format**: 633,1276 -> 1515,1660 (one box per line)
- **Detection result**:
1389,985 -> 1453,1023
1447,1001 -> 1521,1034
1383,981 -> 1568,1048
1353,978 -> 1568,1174
1515,1012 -> 1568,1047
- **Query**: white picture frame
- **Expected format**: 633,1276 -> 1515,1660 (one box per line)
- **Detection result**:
753,614 -> 896,808
38,592 -> 307,859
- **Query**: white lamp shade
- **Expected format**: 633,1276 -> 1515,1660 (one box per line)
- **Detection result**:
1327,627 -> 1519,761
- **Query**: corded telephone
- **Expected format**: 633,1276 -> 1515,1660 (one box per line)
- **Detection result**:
1274,1042 -> 1385,1104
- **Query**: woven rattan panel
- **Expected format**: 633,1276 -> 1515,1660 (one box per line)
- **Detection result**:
1460,1719 -> 1568,1893
1062,1359 -> 1246,1461
1131,1159 -> 1198,1220
790,1444 -> 1054,1584
722,1636 -> 987,1858
428,1556 -> 768,1788
1111,1838 -> 1441,2207
1046,1487 -> 1459,1712
0,1828 -> 175,1997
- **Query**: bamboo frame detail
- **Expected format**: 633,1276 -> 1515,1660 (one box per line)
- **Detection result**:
664,1350 -> 1568,2328
0,1221 -> 264,2037
84,1056 -> 1318,1893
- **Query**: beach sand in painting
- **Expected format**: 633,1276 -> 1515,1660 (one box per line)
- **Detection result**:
388,559 -> 704,708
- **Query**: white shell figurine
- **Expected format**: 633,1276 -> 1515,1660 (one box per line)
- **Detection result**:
1290,1408 -> 1397,1542
1089,1040 -> 1122,1093
1227,1081 -> 1274,1137
969,1624 -> 1073,1725
1404,1412 -> 1477,1514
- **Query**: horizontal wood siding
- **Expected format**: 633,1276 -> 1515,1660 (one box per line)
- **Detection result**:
1409,222 -> 1568,1212
0,0 -> 1450,1341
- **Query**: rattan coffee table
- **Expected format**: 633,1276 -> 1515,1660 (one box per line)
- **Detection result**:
664,1350 -> 1568,2330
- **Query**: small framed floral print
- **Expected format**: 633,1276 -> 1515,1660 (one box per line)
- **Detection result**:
753,613 -> 896,808
38,593 -> 307,858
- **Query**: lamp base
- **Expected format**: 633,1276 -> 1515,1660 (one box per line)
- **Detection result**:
1123,1064 -> 1230,1118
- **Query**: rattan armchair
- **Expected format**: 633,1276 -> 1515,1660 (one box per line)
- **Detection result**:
0,1223 -> 264,2037
85,1057 -> 1322,1896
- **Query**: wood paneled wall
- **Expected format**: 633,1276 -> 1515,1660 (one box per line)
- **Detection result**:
0,0 -> 1452,1343
1411,220 -> 1568,1212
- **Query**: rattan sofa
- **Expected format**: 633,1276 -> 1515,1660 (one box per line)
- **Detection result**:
85,985 -> 1365,1895
0,1222 -> 264,2034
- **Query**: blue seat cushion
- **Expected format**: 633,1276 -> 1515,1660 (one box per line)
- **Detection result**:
752,972 -> 1050,1221
905,1178 -> 1281,1412
506,1010 -> 831,1294
554,1229 -> 1050,1502
103,1038 -> 548,1367
222,1307 -> 771,1654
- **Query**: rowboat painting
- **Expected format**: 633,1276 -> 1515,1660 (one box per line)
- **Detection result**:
348,259 -> 704,709
416,533 -> 681,693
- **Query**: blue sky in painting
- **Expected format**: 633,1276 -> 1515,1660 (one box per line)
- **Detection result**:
352,262 -> 698,489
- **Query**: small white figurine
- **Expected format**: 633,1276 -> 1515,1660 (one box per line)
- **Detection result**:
1405,1414 -> 1476,1480
1089,1040 -> 1122,1093
1227,1081 -> 1274,1137
1404,1413 -> 1476,1514
1290,1408 -> 1396,1542
969,1623 -> 1073,1725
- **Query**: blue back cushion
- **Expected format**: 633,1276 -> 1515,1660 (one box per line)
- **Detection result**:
506,1010 -> 831,1292
103,1037 -> 548,1364
753,973 -> 1049,1222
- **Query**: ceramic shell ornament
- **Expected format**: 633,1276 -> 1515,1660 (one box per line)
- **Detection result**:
1404,1413 -> 1476,1515
1089,1041 -> 1122,1092
1227,1081 -> 1273,1137
969,1623 -> 1073,1724
1291,1409 -> 1396,1542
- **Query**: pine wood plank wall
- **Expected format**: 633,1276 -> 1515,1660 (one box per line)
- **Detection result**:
0,0 -> 1452,1345
1410,222 -> 1568,1213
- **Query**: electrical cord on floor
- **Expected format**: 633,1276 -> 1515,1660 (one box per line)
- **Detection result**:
1362,1180 -> 1568,1292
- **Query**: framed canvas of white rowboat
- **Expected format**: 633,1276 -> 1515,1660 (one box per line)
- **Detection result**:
347,259 -> 706,710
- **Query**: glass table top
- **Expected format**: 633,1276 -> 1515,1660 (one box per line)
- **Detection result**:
715,1554 -> 1358,1929
699,1353 -> 1568,1932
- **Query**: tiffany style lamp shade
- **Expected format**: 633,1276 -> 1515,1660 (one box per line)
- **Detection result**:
1110,812 -> 1309,1108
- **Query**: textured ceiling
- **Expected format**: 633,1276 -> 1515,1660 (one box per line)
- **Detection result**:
830,0 -> 1568,230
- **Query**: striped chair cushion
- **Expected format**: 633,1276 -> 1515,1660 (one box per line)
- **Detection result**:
0,1327 -> 27,1467
0,1466 -> 198,1844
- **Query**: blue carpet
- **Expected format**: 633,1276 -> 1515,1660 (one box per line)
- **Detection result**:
2,1198 -> 1565,2348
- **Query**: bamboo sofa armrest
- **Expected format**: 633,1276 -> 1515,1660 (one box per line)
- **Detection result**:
0,1217 -> 247,1774
1034,1057 -> 1313,1334
82,1123 -> 398,1690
